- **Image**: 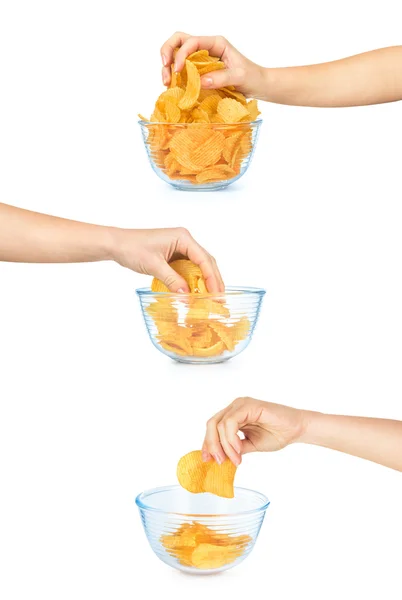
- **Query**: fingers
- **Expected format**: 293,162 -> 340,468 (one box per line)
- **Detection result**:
174,36 -> 228,73
203,401 -> 247,467
160,31 -> 191,67
176,228 -> 225,293
203,408 -> 227,465
160,31 -> 191,86
152,260 -> 190,293
201,69 -> 233,90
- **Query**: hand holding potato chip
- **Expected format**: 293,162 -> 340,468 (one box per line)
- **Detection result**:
202,397 -> 402,473
112,227 -> 224,293
160,32 -> 266,99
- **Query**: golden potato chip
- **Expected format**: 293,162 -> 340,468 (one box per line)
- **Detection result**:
138,113 -> 148,121
177,450 -> 237,498
222,131 -> 243,163
178,60 -> 201,111
191,131 -> 225,168
203,458 -> 237,498
198,88 -> 224,102
191,543 -> 243,569
196,164 -> 236,184
220,88 -> 248,105
151,259 -> 204,293
199,94 -> 221,115
232,315 -> 250,342
217,98 -> 249,123
209,320 -> 236,351
177,450 -> 209,494
191,107 -> 210,123
161,522 -> 251,569
169,129 -> 212,173
187,49 -> 213,63
192,339 -> 226,357
197,62 -> 225,76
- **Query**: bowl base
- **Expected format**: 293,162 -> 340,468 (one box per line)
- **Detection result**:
172,356 -> 232,365
168,181 -> 231,192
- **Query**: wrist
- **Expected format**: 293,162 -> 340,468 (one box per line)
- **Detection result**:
256,67 -> 276,102
297,409 -> 323,445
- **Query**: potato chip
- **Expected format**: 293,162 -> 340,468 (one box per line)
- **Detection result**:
151,259 -> 203,293
178,60 -> 201,111
199,94 -> 221,115
191,131 -> 225,168
177,450 -> 209,494
160,522 -> 251,569
196,164 -> 236,184
177,450 -> 237,498
220,87 -> 248,105
222,131 -> 243,163
192,340 -> 226,357
217,98 -> 249,123
163,97 -> 180,124
197,62 -> 225,76
209,320 -> 236,351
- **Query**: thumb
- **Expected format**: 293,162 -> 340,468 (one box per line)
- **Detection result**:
201,69 -> 234,90
154,261 -> 189,293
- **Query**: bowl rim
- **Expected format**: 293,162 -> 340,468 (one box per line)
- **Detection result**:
138,118 -> 263,127
135,285 -> 266,297
135,484 -> 270,517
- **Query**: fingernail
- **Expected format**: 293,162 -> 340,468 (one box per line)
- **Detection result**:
177,288 -> 185,293
162,54 -> 168,67
201,451 -> 210,462
202,77 -> 213,87
174,62 -> 179,73
213,453 -> 223,465
162,74 -> 167,85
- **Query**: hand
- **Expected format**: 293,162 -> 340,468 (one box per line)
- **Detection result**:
160,32 -> 266,99
110,226 -> 224,293
202,397 -> 306,466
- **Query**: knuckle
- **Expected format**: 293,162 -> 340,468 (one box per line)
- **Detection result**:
217,35 -> 226,44
177,226 -> 190,237
163,274 -> 176,289
206,416 -> 216,428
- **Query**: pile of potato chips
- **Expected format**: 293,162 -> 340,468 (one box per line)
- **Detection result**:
161,521 -> 251,569
139,50 -> 261,185
147,260 -> 250,358
177,450 -> 237,499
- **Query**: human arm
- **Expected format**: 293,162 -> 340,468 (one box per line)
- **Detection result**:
0,203 -> 224,292
161,33 -> 402,107
202,397 -> 402,471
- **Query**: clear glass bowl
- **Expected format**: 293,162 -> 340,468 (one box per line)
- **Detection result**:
136,485 -> 270,574
139,120 -> 262,191
136,286 -> 266,364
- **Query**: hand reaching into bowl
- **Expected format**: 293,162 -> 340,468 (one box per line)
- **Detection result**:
202,396 -> 402,471
161,33 -> 402,106
0,203 -> 224,293
160,32 -> 265,99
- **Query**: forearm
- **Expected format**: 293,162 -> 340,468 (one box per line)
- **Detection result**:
262,46 -> 402,107
0,203 -> 115,263
299,411 -> 402,471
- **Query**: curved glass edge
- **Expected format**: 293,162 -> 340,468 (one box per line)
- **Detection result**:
135,484 -> 270,517
135,286 -> 267,297
138,118 -> 263,127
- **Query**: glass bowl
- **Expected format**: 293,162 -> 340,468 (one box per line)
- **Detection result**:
136,485 -> 269,574
139,120 -> 262,191
136,286 -> 266,364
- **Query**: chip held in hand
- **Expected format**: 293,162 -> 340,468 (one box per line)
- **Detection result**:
177,450 -> 237,498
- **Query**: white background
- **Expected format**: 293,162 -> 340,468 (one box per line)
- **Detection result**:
0,1 -> 401,599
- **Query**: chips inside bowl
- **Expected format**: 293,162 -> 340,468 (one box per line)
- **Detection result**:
146,260 -> 251,360
161,521 -> 252,570
139,50 -> 261,188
